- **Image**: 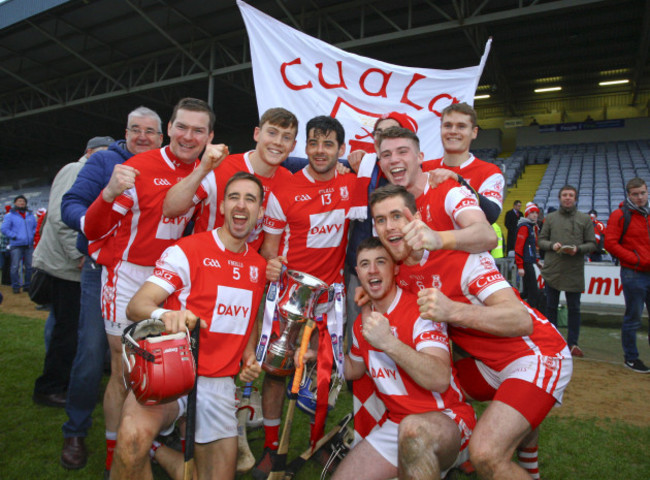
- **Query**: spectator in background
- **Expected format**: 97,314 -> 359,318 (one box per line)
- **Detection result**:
515,202 -> 542,312
588,209 -> 606,262
32,136 -> 111,409
539,185 -> 596,357
0,205 -> 10,284
505,199 -> 522,253
604,177 -> 650,374
1,195 -> 37,293
61,109 -> 161,473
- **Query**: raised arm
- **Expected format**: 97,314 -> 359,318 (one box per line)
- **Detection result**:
417,286 -> 532,337
162,144 -> 228,218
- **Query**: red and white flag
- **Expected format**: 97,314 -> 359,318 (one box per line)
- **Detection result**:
237,0 -> 491,160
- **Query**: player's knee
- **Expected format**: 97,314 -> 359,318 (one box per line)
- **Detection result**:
398,414 -> 430,443
468,436 -> 500,477
116,418 -> 155,461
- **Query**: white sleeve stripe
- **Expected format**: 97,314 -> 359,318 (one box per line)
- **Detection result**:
147,276 -> 176,294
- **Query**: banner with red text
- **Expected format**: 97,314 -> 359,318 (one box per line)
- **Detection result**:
238,0 -> 491,159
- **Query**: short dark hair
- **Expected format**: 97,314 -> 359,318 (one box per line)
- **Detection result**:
13,195 -> 26,204
169,98 -> 216,132
306,115 -> 345,146
626,177 -> 647,193
441,102 -> 478,128
377,126 -> 420,152
356,236 -> 386,262
558,185 -> 577,198
513,200 -> 522,206
260,107 -> 298,132
224,171 -> 264,205
588,209 -> 598,216
369,184 -> 417,215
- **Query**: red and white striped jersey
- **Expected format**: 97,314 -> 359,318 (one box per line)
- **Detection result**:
349,288 -> 469,423
148,229 -> 267,378
422,155 -> 504,209
397,250 -> 568,371
193,152 -> 294,251
263,167 -> 368,285
85,146 -> 199,267
415,177 -> 483,232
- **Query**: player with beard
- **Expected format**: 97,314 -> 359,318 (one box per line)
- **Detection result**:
112,172 -> 267,480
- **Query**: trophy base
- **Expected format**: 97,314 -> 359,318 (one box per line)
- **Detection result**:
262,351 -> 295,377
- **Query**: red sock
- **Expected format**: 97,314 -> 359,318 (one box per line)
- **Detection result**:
517,446 -> 540,479
263,422 -> 280,450
105,436 -> 117,471
180,436 -> 186,453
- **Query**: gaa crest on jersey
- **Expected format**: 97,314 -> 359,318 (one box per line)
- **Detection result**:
431,274 -> 442,289
250,266 -> 259,283
479,255 -> 494,271
340,186 -> 349,200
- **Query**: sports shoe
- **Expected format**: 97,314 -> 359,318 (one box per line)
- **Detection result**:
570,345 -> 584,357
624,359 -> 650,373
252,447 -> 277,480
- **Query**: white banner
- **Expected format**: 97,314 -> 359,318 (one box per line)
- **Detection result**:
536,263 -> 625,306
237,1 -> 491,160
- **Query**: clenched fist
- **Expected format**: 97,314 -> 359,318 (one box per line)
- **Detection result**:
417,288 -> 454,323
103,164 -> 139,202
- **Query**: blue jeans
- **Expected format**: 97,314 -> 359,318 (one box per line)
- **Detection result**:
9,245 -> 32,290
545,284 -> 582,347
62,257 -> 108,438
44,307 -> 55,354
620,267 -> 650,362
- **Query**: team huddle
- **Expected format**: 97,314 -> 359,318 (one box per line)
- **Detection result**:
77,97 -> 572,480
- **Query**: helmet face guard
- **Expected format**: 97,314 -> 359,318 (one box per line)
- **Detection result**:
122,319 -> 196,406
288,362 -> 343,416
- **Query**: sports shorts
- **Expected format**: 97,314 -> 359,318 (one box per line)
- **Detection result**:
177,376 -> 238,444
102,260 -> 153,335
455,347 -> 573,430
365,403 -> 475,473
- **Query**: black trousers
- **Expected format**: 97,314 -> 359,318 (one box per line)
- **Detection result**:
33,277 -> 81,395
522,263 -> 542,312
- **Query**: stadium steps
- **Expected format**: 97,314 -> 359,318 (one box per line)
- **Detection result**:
496,163 -> 548,234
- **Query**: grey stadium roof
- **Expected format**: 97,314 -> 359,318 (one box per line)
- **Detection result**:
0,0 -> 648,181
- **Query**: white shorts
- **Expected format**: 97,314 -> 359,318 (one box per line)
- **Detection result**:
365,410 -> 472,475
102,260 -> 153,335
177,376 -> 238,444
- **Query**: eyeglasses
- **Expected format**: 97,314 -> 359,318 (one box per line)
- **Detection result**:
127,127 -> 161,137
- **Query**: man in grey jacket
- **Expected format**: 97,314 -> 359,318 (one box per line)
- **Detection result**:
32,136 -> 114,409
539,185 -> 596,357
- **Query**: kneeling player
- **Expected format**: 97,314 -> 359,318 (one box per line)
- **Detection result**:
333,237 -> 475,480
110,172 -> 268,480
370,184 -> 573,480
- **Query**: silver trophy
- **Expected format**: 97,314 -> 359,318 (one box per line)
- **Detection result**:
262,270 -> 329,376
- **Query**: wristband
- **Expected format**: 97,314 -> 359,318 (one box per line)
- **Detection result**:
438,231 -> 457,250
150,308 -> 171,321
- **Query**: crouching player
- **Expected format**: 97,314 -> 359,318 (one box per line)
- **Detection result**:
370,184 -> 573,480
333,237 -> 475,480
110,172 -> 267,480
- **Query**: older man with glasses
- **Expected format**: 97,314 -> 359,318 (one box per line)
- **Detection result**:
60,106 -> 164,473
